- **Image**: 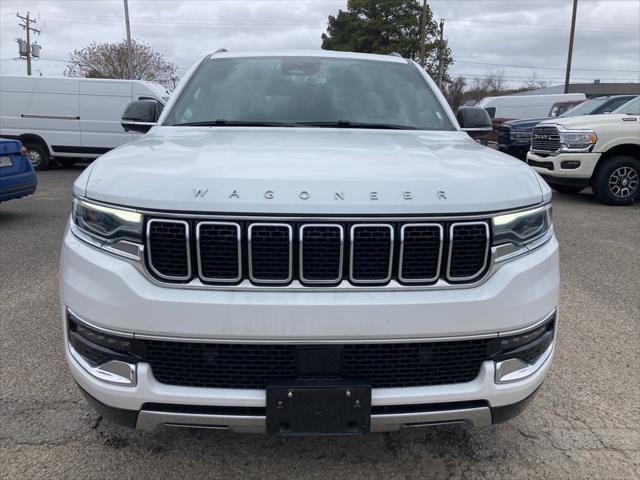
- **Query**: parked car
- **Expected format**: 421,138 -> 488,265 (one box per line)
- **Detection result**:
528,96 -> 640,205
498,95 -> 637,158
62,50 -> 559,434
476,93 -> 586,141
0,138 -> 37,203
0,75 -> 169,170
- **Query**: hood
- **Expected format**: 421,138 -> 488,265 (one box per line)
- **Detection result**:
539,113 -> 624,129
505,117 -> 551,130
80,127 -> 543,214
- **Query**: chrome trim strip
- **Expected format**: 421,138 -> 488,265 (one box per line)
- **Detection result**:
73,194 -> 550,222
398,223 -> 444,284
136,407 -> 492,432
67,308 -> 135,338
247,223 -> 293,284
446,222 -> 490,282
299,224 -> 344,284
349,224 -> 394,284
146,219 -> 192,281
21,113 -> 80,120
67,306 -> 556,344
195,221 -> 242,283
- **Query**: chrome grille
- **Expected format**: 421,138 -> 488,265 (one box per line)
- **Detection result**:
399,224 -> 443,283
350,224 -> 393,284
248,224 -> 292,283
196,222 -> 241,282
146,220 -> 190,280
531,126 -> 561,153
299,224 -> 343,284
447,222 -> 490,281
145,217 -> 492,286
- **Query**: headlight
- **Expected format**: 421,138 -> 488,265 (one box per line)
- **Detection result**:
492,205 -> 552,246
71,198 -> 143,256
559,130 -> 597,152
511,131 -> 531,139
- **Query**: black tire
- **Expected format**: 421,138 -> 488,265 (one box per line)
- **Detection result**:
57,158 -> 78,168
548,184 -> 584,194
592,155 -> 640,205
23,142 -> 50,170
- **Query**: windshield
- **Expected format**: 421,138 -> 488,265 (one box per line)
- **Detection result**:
560,98 -> 607,117
164,56 -> 453,130
613,97 -> 640,115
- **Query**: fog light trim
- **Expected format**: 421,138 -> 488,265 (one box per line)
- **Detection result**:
494,341 -> 553,384
69,342 -> 138,386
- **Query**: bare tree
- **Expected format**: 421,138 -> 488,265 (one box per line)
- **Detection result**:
523,72 -> 549,91
444,76 -> 466,111
65,39 -> 177,88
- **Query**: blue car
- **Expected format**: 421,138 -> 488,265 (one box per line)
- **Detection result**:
0,138 -> 37,203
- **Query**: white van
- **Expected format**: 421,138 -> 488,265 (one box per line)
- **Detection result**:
0,75 -> 169,169
476,93 -> 586,122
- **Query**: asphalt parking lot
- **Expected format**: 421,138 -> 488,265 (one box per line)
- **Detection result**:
1,167 -> 638,480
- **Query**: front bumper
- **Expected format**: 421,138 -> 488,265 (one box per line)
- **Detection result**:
61,225 -> 559,431
527,151 -> 600,183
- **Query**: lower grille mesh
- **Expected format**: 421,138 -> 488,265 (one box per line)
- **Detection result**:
140,339 -> 491,389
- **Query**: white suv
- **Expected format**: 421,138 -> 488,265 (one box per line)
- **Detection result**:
527,96 -> 640,205
61,51 -> 559,435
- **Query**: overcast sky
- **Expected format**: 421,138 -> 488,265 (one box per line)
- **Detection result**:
1,0 -> 639,88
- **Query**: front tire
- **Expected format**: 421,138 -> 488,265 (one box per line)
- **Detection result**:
592,156 -> 640,205
23,142 -> 50,170
548,184 -> 584,194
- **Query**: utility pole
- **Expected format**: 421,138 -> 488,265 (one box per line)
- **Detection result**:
564,0 -> 578,94
123,0 -> 134,79
17,12 -> 41,76
419,0 -> 428,67
437,19 -> 445,89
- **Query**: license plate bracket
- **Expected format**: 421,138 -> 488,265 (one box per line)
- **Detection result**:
0,156 -> 12,168
266,381 -> 371,435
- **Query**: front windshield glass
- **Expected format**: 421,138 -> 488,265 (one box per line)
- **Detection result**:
164,56 -> 453,130
613,97 -> 640,115
560,98 -> 607,117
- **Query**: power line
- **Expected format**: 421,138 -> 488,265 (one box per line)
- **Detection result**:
454,59 -> 639,73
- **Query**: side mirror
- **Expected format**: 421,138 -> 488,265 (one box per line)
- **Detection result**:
121,100 -> 162,133
457,106 -> 493,140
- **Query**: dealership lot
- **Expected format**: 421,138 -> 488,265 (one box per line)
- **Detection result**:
1,168 -> 638,479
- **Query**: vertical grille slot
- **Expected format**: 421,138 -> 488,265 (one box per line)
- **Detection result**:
399,224 -> 443,283
447,222 -> 489,282
350,224 -> 393,284
299,224 -> 344,284
248,223 -> 292,283
196,222 -> 241,283
146,219 -> 191,281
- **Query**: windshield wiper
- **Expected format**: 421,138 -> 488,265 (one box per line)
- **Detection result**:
170,120 -> 296,127
296,121 -> 419,130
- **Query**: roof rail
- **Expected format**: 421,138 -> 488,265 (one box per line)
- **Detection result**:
388,52 -> 402,57
213,48 -> 227,54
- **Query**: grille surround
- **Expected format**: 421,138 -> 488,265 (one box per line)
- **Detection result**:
531,126 -> 561,153
446,222 -> 490,282
146,219 -> 191,281
195,221 -> 242,283
247,223 -> 293,284
349,224 -> 394,284
145,217 -> 493,288
299,224 -> 344,284
398,223 -> 444,284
